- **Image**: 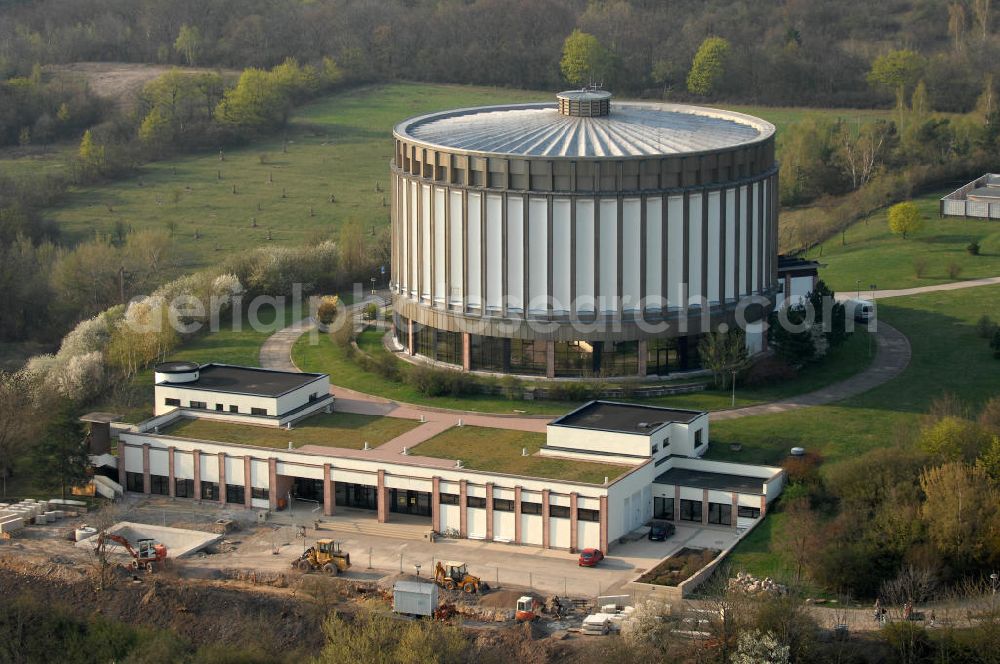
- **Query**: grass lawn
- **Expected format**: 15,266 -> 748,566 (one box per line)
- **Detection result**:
292,328 -> 572,416
411,426 -> 631,484
802,189 -> 1000,292
38,83 -> 548,278
716,284 -> 1000,583
94,305 -> 297,422
162,412 -> 417,450
295,324 -> 874,416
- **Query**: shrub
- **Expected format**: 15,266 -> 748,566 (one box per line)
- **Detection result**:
744,355 -> 798,386
991,329 -> 1000,360
967,240 -> 981,256
946,262 -> 963,280
316,295 -> 340,325
362,302 -> 379,321
913,257 -> 929,278
975,315 -> 997,339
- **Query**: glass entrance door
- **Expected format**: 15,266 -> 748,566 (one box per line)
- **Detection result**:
389,489 -> 431,517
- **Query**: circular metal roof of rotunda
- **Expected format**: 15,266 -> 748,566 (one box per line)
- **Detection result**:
394,92 -> 775,159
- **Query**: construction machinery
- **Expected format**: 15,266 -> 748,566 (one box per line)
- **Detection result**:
98,533 -> 167,572
434,560 -> 489,594
515,596 -> 541,622
293,539 -> 351,575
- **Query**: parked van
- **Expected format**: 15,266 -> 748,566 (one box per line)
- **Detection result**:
846,299 -> 875,323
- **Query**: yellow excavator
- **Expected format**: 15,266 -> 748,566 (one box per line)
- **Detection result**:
293,539 -> 351,575
434,560 -> 489,593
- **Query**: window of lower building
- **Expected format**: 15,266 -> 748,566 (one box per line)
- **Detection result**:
229,405 -> 238,413
433,329 -> 462,366
165,398 -> 180,407
493,498 -> 514,512
439,492 -> 459,505
654,496 -> 675,520
654,456 -> 671,467
466,496 -> 487,509
680,499 -> 702,522
578,508 -> 600,522
200,481 -> 219,501
149,474 -> 169,496
598,340 -> 639,376
251,487 -> 269,501
695,429 -> 704,447
549,505 -> 570,518
125,472 -> 143,493
251,407 -> 268,416
189,401 -> 206,409
469,335 -> 506,373
708,502 -> 732,526
226,484 -> 245,504
737,505 -> 761,519
554,341 -> 594,378
509,339 -> 547,376
174,479 -> 193,498
215,403 -> 224,411
521,501 -> 542,515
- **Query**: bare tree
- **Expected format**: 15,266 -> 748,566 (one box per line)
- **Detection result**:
0,371 -> 38,497
87,502 -> 125,591
836,120 -> 891,191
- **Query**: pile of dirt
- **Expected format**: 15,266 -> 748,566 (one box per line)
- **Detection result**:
0,554 -> 326,654
471,622 -> 576,664
377,571 -> 434,590
479,588 -> 541,609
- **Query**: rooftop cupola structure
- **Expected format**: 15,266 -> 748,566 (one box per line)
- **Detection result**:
556,89 -> 612,117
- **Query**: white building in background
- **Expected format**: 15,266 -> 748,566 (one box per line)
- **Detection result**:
774,255 -> 821,309
115,364 -> 784,552
153,361 -> 332,425
940,174 -> 1000,219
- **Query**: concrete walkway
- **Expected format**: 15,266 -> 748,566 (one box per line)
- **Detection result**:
836,275 -> 1000,302
260,274 -> 1000,431
711,321 -> 910,421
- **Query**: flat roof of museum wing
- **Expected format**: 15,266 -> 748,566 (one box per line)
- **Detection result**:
156,363 -> 327,398
551,400 -> 704,434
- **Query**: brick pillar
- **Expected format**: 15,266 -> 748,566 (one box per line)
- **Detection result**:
218,452 -> 227,505
637,340 -> 647,376
141,444 -> 151,494
323,463 -> 333,517
513,486 -> 522,544
569,492 -> 579,552
431,476 -> 441,532
732,494 -> 739,529
267,457 -> 277,510
167,446 -> 176,498
485,483 -> 494,541
541,489 -> 551,549
243,456 -> 252,508
193,450 -> 202,501
702,488 -> 709,525
545,340 -> 555,379
462,333 -> 471,372
407,319 -> 415,355
599,495 -> 609,553
117,443 -> 127,489
674,485 -> 681,521
377,469 -> 387,523
760,494 -> 767,517
459,480 -> 468,537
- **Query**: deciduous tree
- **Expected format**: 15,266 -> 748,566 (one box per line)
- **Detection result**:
887,201 -> 922,239
687,36 -> 731,96
560,30 -> 611,87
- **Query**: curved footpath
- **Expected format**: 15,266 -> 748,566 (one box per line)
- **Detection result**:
259,276 -> 1000,432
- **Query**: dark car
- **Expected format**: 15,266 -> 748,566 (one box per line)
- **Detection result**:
577,548 -> 605,567
648,522 -> 676,541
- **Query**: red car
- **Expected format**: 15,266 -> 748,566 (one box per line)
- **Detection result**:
577,548 -> 605,567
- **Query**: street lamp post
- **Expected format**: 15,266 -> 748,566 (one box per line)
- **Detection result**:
856,279 -> 861,299
991,572 -> 998,613
370,277 -> 376,295
731,369 -> 738,407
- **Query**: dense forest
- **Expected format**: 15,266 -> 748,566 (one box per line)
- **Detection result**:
0,0 -> 997,110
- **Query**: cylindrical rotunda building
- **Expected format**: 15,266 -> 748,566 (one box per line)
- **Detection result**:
390,90 -> 778,378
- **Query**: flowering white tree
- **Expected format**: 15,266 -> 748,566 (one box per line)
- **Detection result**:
732,629 -> 790,664
620,599 -> 672,648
